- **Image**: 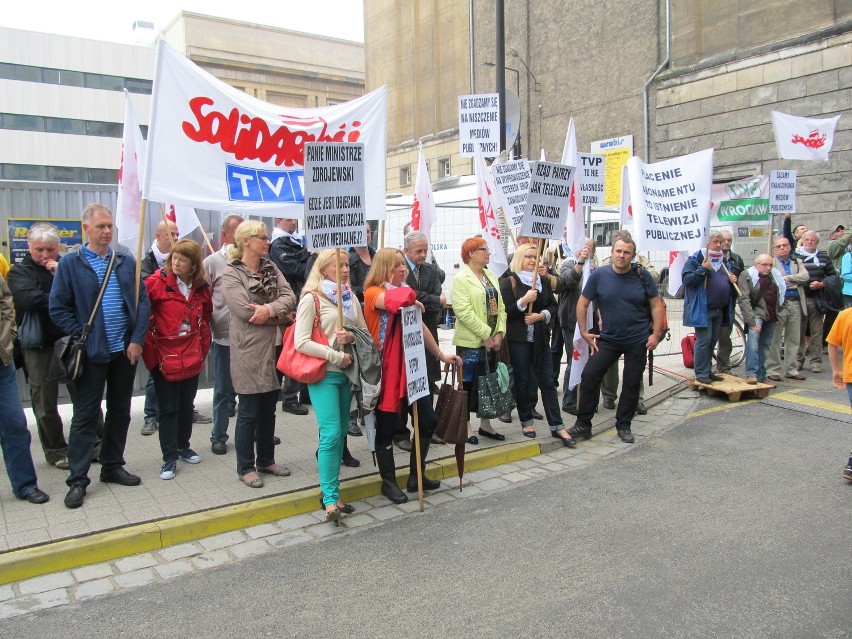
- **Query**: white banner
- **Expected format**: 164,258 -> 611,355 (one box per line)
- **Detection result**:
459,93 -> 500,157
473,146 -> 509,276
411,143 -> 437,261
116,91 -> 146,255
401,306 -> 430,403
144,39 -> 387,218
619,164 -> 633,229
577,153 -> 606,206
303,143 -> 366,251
711,175 -> 770,226
628,148 -> 714,252
491,159 -> 531,229
771,111 -> 840,161
769,170 -> 797,215
560,118 -> 584,254
521,161 -> 576,240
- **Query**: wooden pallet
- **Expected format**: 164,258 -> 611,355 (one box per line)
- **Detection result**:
688,373 -> 776,401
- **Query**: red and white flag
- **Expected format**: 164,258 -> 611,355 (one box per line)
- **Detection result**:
116,90 -> 146,255
410,143 -> 437,261
164,204 -> 203,238
619,164 -> 633,229
666,250 -> 688,297
568,261 -> 592,390
560,118 -> 585,254
473,145 -> 509,276
771,111 -> 840,161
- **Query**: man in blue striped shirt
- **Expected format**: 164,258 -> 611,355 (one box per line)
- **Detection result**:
49,204 -> 151,509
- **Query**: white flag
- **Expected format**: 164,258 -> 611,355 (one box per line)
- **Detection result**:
116,90 -> 146,255
568,261 -> 592,390
165,204 -> 202,238
411,143 -> 437,261
560,118 -> 585,254
771,111 -> 840,161
619,164 -> 632,229
473,145 -> 509,276
666,250 -> 688,298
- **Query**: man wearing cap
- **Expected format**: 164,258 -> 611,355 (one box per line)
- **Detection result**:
828,225 -> 851,271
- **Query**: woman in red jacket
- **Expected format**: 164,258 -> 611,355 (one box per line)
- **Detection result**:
363,248 -> 460,503
143,240 -> 212,481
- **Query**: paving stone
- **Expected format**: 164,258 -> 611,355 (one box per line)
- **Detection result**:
512,458 -> 540,469
490,462 -> 521,474
268,530 -> 314,548
463,468 -> 501,483
424,491 -> 458,505
277,514 -> 323,531
340,514 -> 376,528
113,568 -> 158,589
477,477 -> 510,491
17,571 -> 75,595
244,523 -> 281,539
308,521 -> 348,537
0,584 -> 14,602
72,563 -> 114,583
562,457 -> 589,467
198,530 -> 248,551
155,560 -> 195,580
0,589 -> 69,620
501,472 -> 530,483
541,462 -> 565,472
440,476 -> 461,489
369,505 -> 405,521
363,495 -> 392,507
230,539 -> 273,559
158,542 -> 202,562
73,578 -> 114,601
190,549 -> 232,570
455,485 -> 484,498
114,553 -> 159,574
521,467 -> 550,477
395,499 -> 426,512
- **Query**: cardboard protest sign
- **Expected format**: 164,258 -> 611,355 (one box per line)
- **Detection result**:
521,161 -> 576,240
459,93 -> 500,157
769,170 -> 796,215
401,306 -> 429,403
577,153 -> 606,206
491,159 -> 531,228
711,175 -> 770,226
627,148 -> 713,252
303,142 -> 367,251
591,135 -> 633,206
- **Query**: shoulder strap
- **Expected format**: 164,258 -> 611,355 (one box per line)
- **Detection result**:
82,250 -> 116,335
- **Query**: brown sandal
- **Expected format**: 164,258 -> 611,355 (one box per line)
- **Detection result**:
258,464 -> 291,477
240,472 -> 264,488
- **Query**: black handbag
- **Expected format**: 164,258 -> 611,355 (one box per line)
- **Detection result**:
48,251 -> 116,383
476,353 -> 516,419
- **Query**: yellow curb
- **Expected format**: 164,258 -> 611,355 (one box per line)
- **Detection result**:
0,441 -> 543,586
770,390 -> 851,415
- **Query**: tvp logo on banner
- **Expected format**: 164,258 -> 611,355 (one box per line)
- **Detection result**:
459,93 -> 500,158
521,161 -> 575,240
303,142 -> 367,251
627,148 -> 713,252
712,175 -> 770,226
577,153 -> 606,206
144,40 -> 387,217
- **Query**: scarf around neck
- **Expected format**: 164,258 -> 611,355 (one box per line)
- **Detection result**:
321,280 -> 357,320
795,246 -> 820,266
515,269 -> 542,292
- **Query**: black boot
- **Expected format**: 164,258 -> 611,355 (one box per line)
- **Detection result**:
376,444 -> 407,504
406,437 -> 441,492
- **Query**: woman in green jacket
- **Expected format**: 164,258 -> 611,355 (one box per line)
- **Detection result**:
451,236 -> 507,444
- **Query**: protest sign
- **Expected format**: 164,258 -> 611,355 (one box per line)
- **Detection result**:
578,153 -> 606,206
401,306 -> 429,403
591,135 -> 633,206
491,159 -> 531,228
303,142 -> 367,251
627,148 -> 713,252
459,93 -> 500,157
712,175 -> 770,225
769,170 -> 797,215
521,161 -> 575,240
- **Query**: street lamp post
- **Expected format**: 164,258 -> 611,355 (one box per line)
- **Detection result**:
481,61 -> 521,158
507,47 -> 540,158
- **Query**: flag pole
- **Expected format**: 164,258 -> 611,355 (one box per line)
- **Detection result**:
413,401 -> 424,511
335,248 -> 344,352
134,199 -> 148,306
527,238 -> 545,315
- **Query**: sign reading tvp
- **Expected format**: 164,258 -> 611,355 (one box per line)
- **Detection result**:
226,164 -> 305,203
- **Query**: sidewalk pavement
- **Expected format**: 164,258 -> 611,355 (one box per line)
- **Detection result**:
0,341 -> 836,593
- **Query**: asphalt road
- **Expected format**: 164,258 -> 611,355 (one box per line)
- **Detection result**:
6,395 -> 851,638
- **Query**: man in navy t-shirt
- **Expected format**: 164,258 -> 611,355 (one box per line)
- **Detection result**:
568,235 -> 665,443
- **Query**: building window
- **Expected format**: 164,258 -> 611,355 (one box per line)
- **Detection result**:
46,166 -> 86,182
438,157 -> 451,178
0,62 -> 151,94
399,165 -> 411,186
1,164 -> 46,181
88,168 -> 119,184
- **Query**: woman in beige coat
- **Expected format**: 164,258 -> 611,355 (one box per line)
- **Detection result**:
223,221 -> 296,488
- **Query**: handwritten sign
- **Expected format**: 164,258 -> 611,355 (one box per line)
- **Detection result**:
303,142 -> 367,251
520,161 -> 575,240
769,170 -> 797,215
459,93 -> 500,158
578,153 -> 606,206
401,306 -> 430,403
491,159 -> 531,228
627,148 -> 713,252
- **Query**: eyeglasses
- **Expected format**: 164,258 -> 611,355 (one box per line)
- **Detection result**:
252,235 -> 270,242
475,247 -> 491,253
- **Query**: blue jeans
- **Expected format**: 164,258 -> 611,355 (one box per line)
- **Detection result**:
234,390 -> 279,477
210,342 -> 236,444
694,307 -> 724,380
0,360 -> 39,498
744,321 -> 776,380
67,351 -> 137,486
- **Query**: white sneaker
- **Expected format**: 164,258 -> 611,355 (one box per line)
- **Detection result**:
159,460 -> 177,480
